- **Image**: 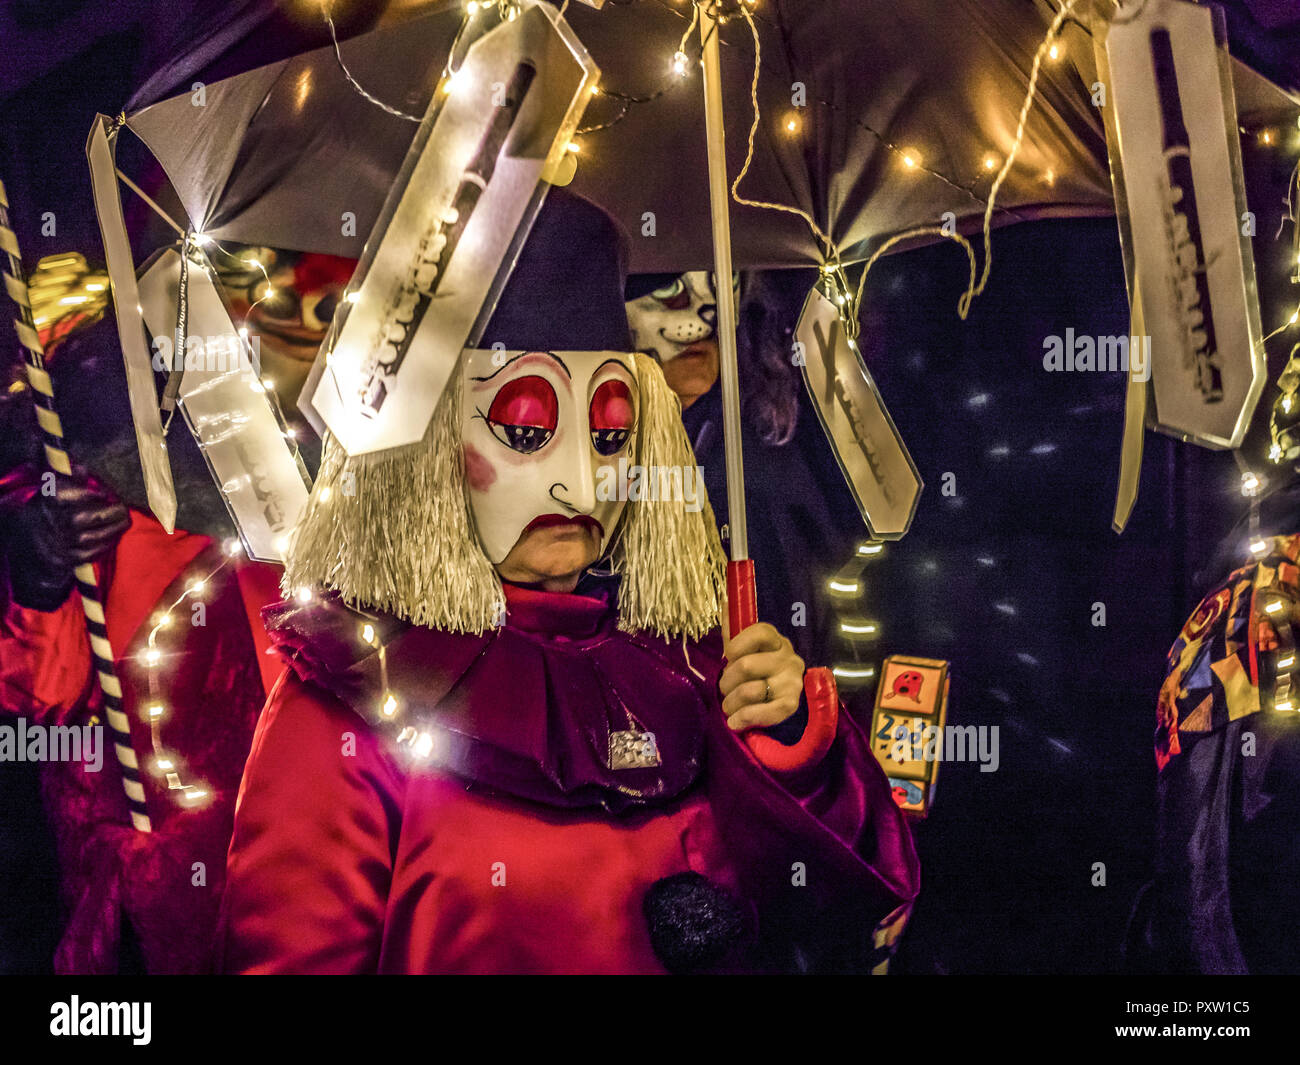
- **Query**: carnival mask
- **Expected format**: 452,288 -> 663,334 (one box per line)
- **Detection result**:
625,271 -> 738,363
461,349 -> 639,565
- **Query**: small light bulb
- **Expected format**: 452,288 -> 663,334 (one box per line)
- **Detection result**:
296,586 -> 313,603
156,758 -> 174,771
154,613 -> 171,629
273,534 -> 290,554
983,154 -> 998,171
189,579 -> 206,594
362,623 -> 376,646
901,150 -> 920,169
1279,655 -> 1296,670
565,141 -> 580,154
1266,599 -> 1283,615
238,326 -> 249,339
261,377 -> 275,391
671,50 -> 689,77
319,485 -> 332,503
145,649 -> 161,667
1276,699 -> 1294,713
345,291 -> 361,304
1261,129 -> 1274,145
184,787 -> 209,802
195,233 -> 212,246
1251,539 -> 1268,556
466,0 -> 479,13
147,703 -> 164,719
1048,42 -> 1061,61
589,82 -> 600,96
413,732 -> 434,758
784,115 -> 800,134
382,693 -> 398,717
224,538 -> 242,556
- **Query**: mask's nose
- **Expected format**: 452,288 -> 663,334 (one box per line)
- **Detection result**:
550,426 -> 597,516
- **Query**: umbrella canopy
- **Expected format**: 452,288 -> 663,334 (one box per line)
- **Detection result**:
125,0 -> 1122,272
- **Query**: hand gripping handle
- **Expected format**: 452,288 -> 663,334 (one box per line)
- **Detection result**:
726,559 -> 839,772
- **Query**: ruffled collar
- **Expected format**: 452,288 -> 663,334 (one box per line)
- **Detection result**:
263,580 -> 724,812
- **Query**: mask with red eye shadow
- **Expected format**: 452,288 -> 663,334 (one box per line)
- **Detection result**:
461,349 -> 639,565
212,245 -> 357,404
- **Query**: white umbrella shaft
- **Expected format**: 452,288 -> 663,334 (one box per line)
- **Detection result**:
699,9 -> 747,561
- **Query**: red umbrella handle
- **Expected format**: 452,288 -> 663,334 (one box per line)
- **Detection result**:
726,559 -> 839,772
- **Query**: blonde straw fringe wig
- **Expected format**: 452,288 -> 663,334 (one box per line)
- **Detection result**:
283,351 -> 727,640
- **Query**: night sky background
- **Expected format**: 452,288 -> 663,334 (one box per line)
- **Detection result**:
2,0 -> 1299,974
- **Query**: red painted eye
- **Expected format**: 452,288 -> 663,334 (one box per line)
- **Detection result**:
590,378 -> 635,456
485,375 -> 557,454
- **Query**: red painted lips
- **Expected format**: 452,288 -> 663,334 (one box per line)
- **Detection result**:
525,514 -> 604,536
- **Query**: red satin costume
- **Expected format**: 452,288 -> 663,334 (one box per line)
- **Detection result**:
1,504 -> 281,973
218,581 -> 920,974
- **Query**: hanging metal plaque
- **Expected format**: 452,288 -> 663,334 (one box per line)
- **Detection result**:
137,247 -> 311,562
796,284 -> 922,540
86,114 -> 178,532
303,0 -> 599,456
1104,0 -> 1265,449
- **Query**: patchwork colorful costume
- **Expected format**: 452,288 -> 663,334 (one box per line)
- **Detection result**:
1129,534 -> 1300,973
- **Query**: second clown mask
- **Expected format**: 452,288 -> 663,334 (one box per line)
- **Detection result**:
462,348 -> 638,565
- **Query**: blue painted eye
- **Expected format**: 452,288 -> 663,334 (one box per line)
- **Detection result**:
485,375 -> 557,454
590,379 -> 635,456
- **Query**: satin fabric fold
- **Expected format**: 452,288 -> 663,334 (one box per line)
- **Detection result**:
220,581 -> 920,973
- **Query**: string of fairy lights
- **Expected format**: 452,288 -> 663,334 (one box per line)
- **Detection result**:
79,0 -> 1300,798
827,542 -> 884,691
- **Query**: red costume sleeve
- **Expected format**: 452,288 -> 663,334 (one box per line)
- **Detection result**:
218,671 -> 406,975
703,695 -> 920,929
0,588 -> 93,723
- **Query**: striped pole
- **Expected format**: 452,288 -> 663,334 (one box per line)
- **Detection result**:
0,177 -> 151,832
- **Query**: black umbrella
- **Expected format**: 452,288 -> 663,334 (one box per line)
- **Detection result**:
124,0 -> 1116,271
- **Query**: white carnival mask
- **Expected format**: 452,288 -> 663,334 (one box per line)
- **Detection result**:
625,271 -> 738,363
461,349 -> 639,565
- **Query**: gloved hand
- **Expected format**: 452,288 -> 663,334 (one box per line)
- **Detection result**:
0,464 -> 129,612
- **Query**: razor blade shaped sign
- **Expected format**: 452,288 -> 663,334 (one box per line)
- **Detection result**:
137,248 -> 312,562
1105,0 -> 1265,449
796,285 -> 922,540
305,2 -> 599,456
